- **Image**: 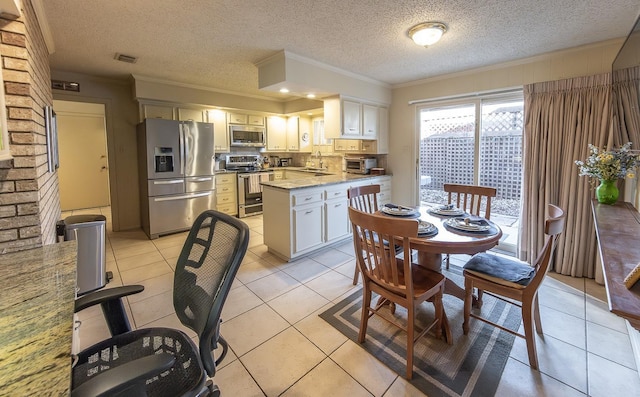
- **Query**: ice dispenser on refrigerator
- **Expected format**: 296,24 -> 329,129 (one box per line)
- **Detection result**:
155,147 -> 174,173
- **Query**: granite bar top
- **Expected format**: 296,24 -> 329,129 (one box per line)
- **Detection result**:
0,241 -> 78,395
262,172 -> 390,190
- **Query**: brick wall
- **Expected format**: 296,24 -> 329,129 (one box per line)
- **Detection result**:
0,0 -> 58,253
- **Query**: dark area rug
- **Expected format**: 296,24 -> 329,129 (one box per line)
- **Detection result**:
319,271 -> 520,397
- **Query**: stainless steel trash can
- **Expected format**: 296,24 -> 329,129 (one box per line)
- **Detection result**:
56,214 -> 107,296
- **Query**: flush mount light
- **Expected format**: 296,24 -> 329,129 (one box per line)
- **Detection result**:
306,93 -> 316,99
408,22 -> 447,47
279,88 -> 290,93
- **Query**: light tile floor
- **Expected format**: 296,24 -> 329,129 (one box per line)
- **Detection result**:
69,207 -> 640,397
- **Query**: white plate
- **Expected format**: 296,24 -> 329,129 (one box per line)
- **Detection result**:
445,218 -> 491,232
381,205 -> 418,217
418,220 -> 437,235
429,207 -> 465,216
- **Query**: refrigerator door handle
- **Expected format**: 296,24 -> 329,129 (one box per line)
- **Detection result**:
190,177 -> 213,182
153,191 -> 212,202
153,179 -> 184,185
179,124 -> 185,175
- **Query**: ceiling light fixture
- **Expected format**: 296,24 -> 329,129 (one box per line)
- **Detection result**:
279,88 -> 289,93
306,93 -> 316,99
408,22 -> 447,47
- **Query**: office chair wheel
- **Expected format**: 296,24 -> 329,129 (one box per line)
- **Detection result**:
205,379 -> 221,397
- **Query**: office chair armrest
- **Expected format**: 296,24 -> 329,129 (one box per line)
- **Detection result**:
71,353 -> 175,397
75,285 -> 144,312
75,285 -> 144,336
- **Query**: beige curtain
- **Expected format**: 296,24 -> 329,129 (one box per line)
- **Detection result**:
521,74 -> 611,278
611,66 -> 640,147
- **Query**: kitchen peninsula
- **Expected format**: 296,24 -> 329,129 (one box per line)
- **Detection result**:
262,172 -> 391,260
0,241 -> 77,394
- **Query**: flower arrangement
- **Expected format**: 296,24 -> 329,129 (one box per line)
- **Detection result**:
575,142 -> 640,184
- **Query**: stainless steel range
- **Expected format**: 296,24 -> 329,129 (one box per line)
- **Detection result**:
224,154 -> 274,218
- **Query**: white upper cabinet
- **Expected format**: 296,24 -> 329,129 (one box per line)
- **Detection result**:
177,108 -> 205,122
286,116 -> 300,151
362,104 -> 378,139
227,112 -> 247,124
207,109 -> 230,153
324,95 -> 387,142
142,104 -> 175,120
341,100 -> 361,138
266,115 -> 287,151
248,115 -> 265,126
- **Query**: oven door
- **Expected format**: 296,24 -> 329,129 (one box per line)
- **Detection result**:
237,172 -> 274,217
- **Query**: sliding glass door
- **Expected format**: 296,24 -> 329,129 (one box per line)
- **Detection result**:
418,94 -> 523,253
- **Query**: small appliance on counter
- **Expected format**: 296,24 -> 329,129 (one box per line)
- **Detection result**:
279,157 -> 292,167
344,157 -> 377,174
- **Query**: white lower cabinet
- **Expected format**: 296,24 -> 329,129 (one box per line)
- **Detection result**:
263,176 -> 392,261
324,185 -> 349,242
294,204 -> 324,252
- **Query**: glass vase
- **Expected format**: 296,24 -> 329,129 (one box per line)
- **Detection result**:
596,179 -> 619,205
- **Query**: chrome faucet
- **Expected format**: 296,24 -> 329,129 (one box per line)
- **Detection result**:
315,150 -> 323,169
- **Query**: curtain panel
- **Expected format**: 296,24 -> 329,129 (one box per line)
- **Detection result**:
522,74 -> 611,278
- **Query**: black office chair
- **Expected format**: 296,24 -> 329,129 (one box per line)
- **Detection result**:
71,210 -> 250,397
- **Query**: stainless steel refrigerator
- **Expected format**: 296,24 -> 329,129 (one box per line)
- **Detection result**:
137,118 -> 216,239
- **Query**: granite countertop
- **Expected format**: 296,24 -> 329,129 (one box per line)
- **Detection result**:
262,171 -> 390,190
0,241 -> 78,395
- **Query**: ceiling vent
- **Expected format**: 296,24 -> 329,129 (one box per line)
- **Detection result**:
51,80 -> 80,92
114,53 -> 137,64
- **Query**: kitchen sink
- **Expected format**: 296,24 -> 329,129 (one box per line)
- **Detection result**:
301,167 -> 327,172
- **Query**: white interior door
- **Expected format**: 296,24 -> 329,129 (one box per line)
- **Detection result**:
55,102 -> 110,211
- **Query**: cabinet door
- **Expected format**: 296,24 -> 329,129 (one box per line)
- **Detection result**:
228,113 -> 247,124
342,100 -> 361,137
266,116 -> 287,151
325,199 -> 349,242
293,204 -> 323,252
362,104 -> 378,139
360,140 -> 376,153
208,110 -> 230,153
178,108 -> 205,122
143,104 -> 174,120
334,139 -> 360,152
248,115 -> 265,126
286,116 -> 300,151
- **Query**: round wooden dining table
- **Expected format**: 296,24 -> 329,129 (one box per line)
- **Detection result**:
378,205 -> 503,301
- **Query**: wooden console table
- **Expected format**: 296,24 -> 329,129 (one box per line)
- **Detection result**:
592,200 -> 640,377
591,200 -> 640,329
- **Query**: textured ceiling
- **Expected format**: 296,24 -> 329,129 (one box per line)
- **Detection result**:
41,0 -> 640,100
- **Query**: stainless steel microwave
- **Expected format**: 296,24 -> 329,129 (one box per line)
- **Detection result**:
230,124 -> 266,147
345,157 -> 377,174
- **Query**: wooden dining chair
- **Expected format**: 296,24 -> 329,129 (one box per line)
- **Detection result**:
443,183 -> 497,269
348,184 -> 381,285
462,204 -> 565,370
349,207 -> 452,379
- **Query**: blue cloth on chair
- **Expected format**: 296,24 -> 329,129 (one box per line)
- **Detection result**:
464,253 -> 536,286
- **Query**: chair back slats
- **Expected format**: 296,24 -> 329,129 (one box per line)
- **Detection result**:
348,184 -> 381,213
444,183 -> 497,219
349,207 -> 417,296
